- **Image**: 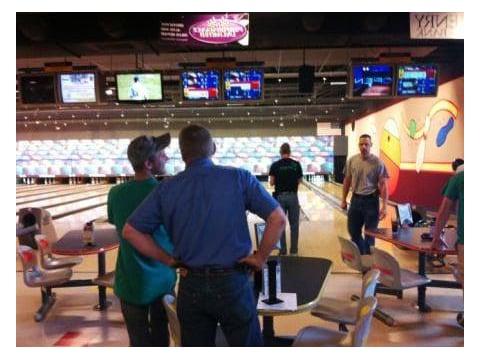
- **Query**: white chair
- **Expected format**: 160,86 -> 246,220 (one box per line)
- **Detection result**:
373,248 -> 430,291
17,245 -> 72,321
34,234 -> 83,270
293,297 -> 378,347
311,269 -> 380,331
338,236 -> 372,273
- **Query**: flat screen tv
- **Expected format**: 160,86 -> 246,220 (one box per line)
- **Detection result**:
20,75 -> 56,104
351,64 -> 394,97
59,72 -> 97,103
181,70 -> 220,100
396,64 -> 438,96
116,73 -> 163,101
224,69 -> 263,100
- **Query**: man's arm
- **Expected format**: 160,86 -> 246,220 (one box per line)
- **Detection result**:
432,197 -> 455,249
239,206 -> 286,271
122,223 -> 176,266
378,176 -> 389,220
341,175 -> 352,210
269,175 -> 275,187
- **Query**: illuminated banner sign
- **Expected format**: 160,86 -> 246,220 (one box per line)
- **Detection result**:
160,13 -> 249,46
410,12 -> 464,39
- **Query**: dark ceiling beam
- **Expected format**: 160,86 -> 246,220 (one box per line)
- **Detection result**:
54,41 -> 82,58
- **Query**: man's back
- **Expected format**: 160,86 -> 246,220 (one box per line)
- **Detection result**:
128,158 -> 278,268
269,157 -> 303,193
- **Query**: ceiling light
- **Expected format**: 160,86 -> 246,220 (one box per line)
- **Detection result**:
24,124 -> 27,128
105,89 -> 113,96
44,123 -> 47,127
146,113 -> 149,118
24,116 -> 28,120
178,101 -> 183,105
341,97 -> 345,102
35,121 -> 40,125
307,98 -> 311,103
229,120 -> 232,124
351,109 -> 355,113
124,121 -> 128,125
55,126 -> 60,131
196,113 -> 199,116
47,115 -> 51,119
96,114 -> 100,118
83,122 -> 87,126
120,113 -> 125,118
325,110 -> 329,114
221,112 -> 225,116
104,122 -> 107,126
273,111 -> 276,115
298,110 -> 302,114
63,122 -> 67,127
164,124 -> 169,129
278,78 -> 282,83
330,81 -> 347,86
279,122 -> 284,127
247,112 -> 250,116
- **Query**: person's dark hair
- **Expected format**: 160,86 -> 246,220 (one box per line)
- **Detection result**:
179,124 -> 214,162
452,158 -> 464,171
359,134 -> 371,141
280,143 -> 291,155
134,76 -> 139,82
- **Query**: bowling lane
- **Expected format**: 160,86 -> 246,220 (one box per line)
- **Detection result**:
16,184 -> 67,194
47,194 -> 108,219
16,185 -> 111,212
16,184 -> 97,199
16,184 -> 110,205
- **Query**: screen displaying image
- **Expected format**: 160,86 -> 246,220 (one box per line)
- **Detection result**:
397,64 -> 438,96
20,75 -> 56,104
60,73 -> 97,103
224,69 -> 263,100
352,64 -> 394,97
396,203 -> 413,226
116,73 -> 163,101
181,70 -> 220,100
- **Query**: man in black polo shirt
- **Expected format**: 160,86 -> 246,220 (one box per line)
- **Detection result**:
269,143 -> 303,255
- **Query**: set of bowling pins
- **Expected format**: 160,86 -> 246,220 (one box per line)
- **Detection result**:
44,178 -> 55,185
115,176 -> 128,184
305,174 -> 325,185
90,177 -> 104,184
69,177 -> 83,185
21,177 -> 36,185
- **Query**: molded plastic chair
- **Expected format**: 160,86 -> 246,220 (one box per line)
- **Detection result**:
293,297 -> 378,347
35,234 -> 83,270
372,248 -> 430,291
93,271 -> 115,288
17,245 -> 72,321
311,269 -> 380,329
338,236 -> 372,273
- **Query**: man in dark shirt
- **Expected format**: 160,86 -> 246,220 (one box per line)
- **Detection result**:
122,124 -> 286,346
269,143 -> 303,255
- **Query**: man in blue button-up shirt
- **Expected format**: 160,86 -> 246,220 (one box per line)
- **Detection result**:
123,124 -> 286,346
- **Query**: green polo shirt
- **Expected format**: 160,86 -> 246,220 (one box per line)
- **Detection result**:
107,177 -> 176,305
442,171 -> 464,245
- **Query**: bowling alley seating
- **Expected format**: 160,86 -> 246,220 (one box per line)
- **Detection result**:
293,297 -> 378,347
34,234 -> 83,270
310,269 -> 379,332
338,236 -> 372,273
17,245 -> 73,322
93,271 -> 115,288
372,248 -> 430,297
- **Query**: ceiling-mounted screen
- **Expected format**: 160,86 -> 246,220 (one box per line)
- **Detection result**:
20,75 -> 56,104
224,69 -> 263,100
116,73 -> 163,101
181,70 -> 220,100
60,72 -> 97,103
352,64 -> 394,97
396,64 -> 438,97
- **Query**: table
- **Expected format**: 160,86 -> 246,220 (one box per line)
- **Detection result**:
52,228 -> 119,310
364,227 -> 461,312
254,256 -> 332,346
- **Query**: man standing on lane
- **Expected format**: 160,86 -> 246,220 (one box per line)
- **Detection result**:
341,134 -> 389,255
122,124 -> 286,346
269,143 -> 303,255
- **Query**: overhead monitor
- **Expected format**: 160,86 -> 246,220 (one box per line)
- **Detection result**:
59,72 -> 97,103
116,73 -> 163,101
20,75 -> 56,104
224,69 -> 263,100
351,64 -> 394,97
181,70 -> 220,100
396,64 -> 438,97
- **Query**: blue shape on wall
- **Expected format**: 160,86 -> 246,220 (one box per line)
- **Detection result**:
436,117 -> 455,147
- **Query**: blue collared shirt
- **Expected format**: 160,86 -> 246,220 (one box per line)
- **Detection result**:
127,158 -> 279,267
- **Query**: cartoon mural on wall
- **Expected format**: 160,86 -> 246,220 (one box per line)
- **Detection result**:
402,99 -> 459,173
380,119 -> 401,194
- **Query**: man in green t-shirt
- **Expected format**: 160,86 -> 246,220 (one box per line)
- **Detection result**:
108,133 -> 177,346
432,169 -> 464,327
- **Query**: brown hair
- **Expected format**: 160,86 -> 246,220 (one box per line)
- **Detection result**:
179,124 -> 214,162
280,143 -> 291,155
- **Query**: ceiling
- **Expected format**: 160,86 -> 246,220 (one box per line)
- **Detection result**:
16,12 -> 464,132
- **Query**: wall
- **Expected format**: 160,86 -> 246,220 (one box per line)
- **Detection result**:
345,76 -> 464,209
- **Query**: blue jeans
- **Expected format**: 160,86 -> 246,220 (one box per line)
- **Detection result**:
347,194 -> 379,255
177,270 -> 263,347
120,296 -> 170,347
277,192 -> 300,255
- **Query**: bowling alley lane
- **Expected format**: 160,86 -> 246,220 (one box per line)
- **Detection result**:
16,183 -> 98,199
16,184 -> 110,205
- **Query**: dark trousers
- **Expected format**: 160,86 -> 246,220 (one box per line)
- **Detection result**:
177,270 -> 263,347
347,194 -> 379,255
277,192 -> 300,255
120,296 -> 170,347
